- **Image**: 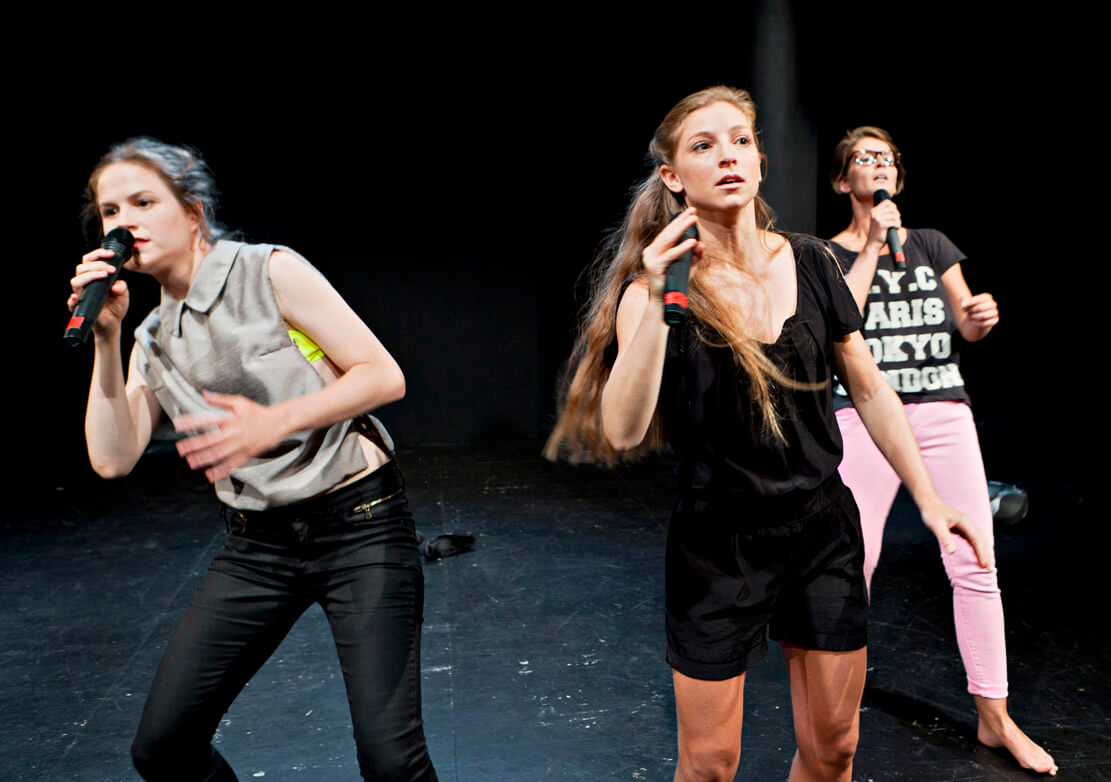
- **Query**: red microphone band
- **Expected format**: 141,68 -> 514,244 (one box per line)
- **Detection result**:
664,292 -> 688,308
66,316 -> 86,330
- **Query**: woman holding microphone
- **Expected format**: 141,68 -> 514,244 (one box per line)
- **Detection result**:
547,88 -> 992,782
828,125 -> 1055,775
68,137 -> 437,781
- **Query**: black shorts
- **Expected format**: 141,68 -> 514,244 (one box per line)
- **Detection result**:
665,475 -> 868,681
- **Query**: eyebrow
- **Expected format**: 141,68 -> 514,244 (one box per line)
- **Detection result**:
687,124 -> 753,140
98,189 -> 157,208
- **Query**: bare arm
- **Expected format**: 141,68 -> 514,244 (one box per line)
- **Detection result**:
600,281 -> 670,450
600,210 -> 700,451
70,249 -> 163,478
839,199 -> 902,311
834,330 -> 994,568
841,243 -> 881,312
174,249 -> 405,482
85,337 -> 162,477
941,263 -> 998,342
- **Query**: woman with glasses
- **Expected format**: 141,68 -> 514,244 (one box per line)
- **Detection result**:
828,126 -> 1056,775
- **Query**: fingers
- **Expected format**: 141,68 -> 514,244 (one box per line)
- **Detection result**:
172,393 -> 274,483
654,238 -> 699,266
70,263 -> 118,294
71,253 -> 122,298
661,207 -> 698,239
923,501 -> 995,571
935,526 -> 957,555
955,528 -> 995,571
176,427 -> 234,464
647,212 -> 698,255
938,510 -> 996,571
175,426 -> 245,475
67,280 -> 127,312
957,515 -> 996,570
172,411 -> 229,434
642,208 -> 701,277
962,293 -> 999,322
81,247 -> 119,264
870,199 -> 901,228
201,389 -> 239,410
174,420 -> 249,481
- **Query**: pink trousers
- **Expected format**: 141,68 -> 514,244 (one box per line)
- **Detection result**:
836,401 -> 1007,699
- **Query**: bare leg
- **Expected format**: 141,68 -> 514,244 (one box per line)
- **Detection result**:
975,696 -> 1057,775
672,670 -> 744,782
782,643 -> 867,782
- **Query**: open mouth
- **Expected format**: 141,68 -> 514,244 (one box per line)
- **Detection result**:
717,174 -> 745,186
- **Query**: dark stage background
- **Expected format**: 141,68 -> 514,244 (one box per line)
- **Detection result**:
5,5 -> 1109,780
16,4 -> 1098,496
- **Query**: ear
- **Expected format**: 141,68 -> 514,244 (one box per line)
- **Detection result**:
837,177 -> 851,194
658,164 -> 684,195
186,200 -> 211,246
187,200 -> 203,227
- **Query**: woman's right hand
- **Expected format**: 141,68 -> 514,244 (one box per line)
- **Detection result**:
866,197 -> 902,251
641,208 -> 702,300
69,248 -> 129,338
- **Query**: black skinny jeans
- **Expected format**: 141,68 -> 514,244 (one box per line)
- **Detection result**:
130,462 -> 438,781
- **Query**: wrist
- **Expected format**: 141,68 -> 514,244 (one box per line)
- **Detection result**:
267,399 -> 297,440
910,485 -> 941,514
92,326 -> 122,347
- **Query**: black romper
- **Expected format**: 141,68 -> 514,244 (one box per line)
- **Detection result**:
660,237 -> 869,681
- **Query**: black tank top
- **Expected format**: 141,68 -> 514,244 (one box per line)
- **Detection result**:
659,237 -> 863,496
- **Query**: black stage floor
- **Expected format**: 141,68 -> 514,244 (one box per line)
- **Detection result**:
4,446 -> 1108,780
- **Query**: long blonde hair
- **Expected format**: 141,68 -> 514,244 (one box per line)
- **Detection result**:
545,86 -> 801,465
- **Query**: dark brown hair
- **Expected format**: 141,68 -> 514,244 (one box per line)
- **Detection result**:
84,137 -> 225,242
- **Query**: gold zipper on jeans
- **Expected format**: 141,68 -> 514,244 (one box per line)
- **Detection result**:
351,489 -> 402,520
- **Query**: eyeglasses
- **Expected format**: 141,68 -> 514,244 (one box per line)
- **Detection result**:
852,150 -> 901,167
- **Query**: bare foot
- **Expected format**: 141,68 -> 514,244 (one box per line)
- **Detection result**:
975,696 -> 1057,775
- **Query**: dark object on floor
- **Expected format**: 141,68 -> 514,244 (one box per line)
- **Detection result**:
988,480 -> 1029,525
9,448 -> 1107,780
416,531 -> 476,560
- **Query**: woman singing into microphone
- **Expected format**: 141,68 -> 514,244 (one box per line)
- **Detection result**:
828,126 -> 1056,775
546,87 -> 992,782
68,138 -> 437,781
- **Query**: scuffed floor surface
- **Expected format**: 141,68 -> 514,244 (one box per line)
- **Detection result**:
3,446 -> 1108,780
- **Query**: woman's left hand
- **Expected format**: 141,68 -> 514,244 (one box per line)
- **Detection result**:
918,497 -> 995,570
960,292 -> 1000,330
172,391 -> 286,482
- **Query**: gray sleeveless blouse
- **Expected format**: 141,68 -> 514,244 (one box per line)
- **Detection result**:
133,240 -> 369,510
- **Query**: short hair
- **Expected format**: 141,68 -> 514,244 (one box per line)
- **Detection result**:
830,125 -> 905,195
83,137 -> 225,242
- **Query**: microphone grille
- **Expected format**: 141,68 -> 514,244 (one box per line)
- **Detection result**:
102,227 -> 135,259
873,188 -> 891,205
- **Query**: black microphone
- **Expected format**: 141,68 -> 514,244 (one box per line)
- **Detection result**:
63,228 -> 135,347
664,221 -> 698,326
872,189 -> 905,271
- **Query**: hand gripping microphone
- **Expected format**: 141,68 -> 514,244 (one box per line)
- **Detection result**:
664,221 -> 698,326
872,189 -> 905,271
63,228 -> 135,347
